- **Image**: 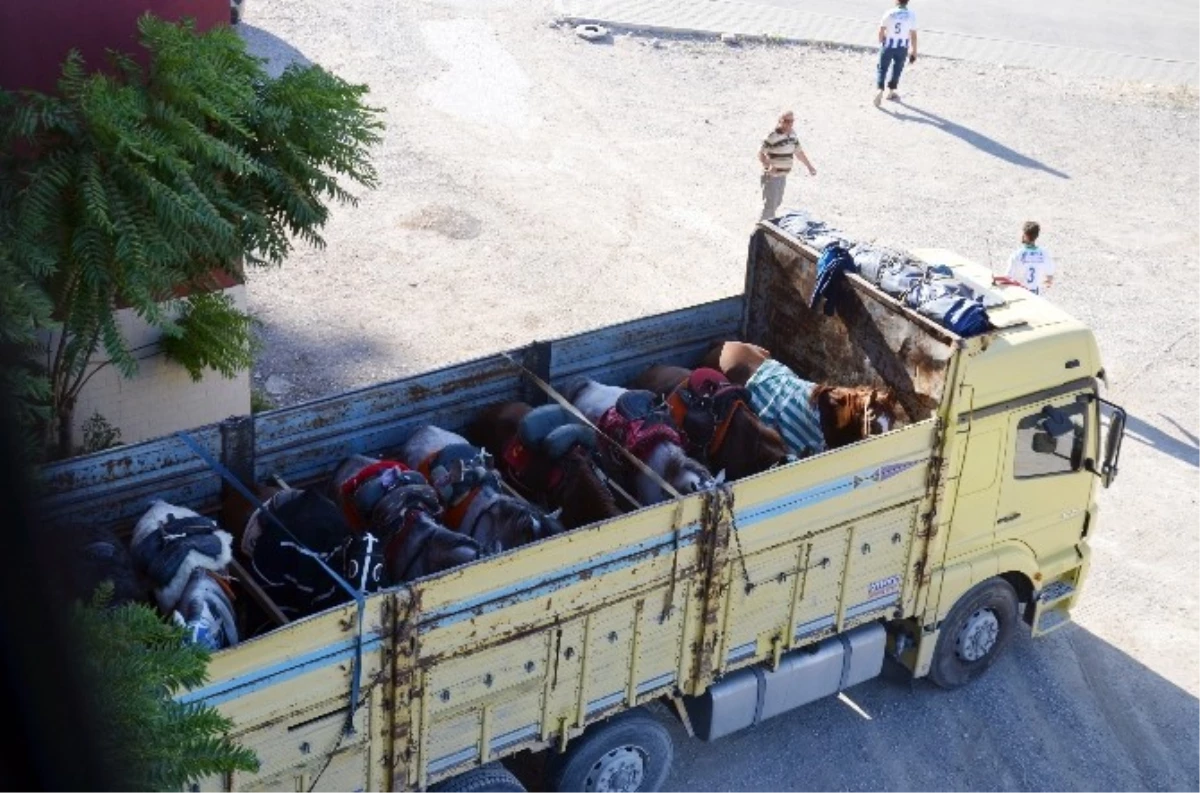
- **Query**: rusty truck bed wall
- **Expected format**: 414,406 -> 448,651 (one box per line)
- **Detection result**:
743,224 -> 956,421
35,297 -> 743,532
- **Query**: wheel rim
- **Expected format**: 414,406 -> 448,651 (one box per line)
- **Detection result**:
955,607 -> 1000,662
584,745 -> 647,792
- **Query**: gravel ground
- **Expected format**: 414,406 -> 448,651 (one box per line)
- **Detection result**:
238,0 -> 1199,789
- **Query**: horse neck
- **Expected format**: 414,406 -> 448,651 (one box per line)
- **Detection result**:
643,441 -> 704,500
556,452 -> 620,526
713,406 -> 785,479
391,512 -> 475,582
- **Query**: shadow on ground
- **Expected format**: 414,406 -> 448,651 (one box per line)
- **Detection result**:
506,625 -> 1199,791
1122,411 -> 1199,468
236,23 -> 313,77
882,101 -> 1071,180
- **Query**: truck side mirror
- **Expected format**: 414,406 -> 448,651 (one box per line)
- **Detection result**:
1086,400 -> 1126,489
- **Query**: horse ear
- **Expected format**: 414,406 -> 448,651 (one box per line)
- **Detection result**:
714,469 -> 727,484
547,507 -> 563,520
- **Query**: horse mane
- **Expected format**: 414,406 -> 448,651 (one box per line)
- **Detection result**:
718,405 -> 789,478
555,447 -> 621,525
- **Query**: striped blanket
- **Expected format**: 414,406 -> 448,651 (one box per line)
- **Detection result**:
746,359 -> 826,457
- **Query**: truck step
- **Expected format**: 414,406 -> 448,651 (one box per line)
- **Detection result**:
1038,580 -> 1076,606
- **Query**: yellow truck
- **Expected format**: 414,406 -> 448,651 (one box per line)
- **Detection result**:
37,221 -> 1125,792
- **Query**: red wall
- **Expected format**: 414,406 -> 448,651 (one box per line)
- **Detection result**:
0,0 -> 226,93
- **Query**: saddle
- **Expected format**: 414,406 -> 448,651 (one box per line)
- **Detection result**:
131,509 -> 233,616
503,405 -> 597,496
419,444 -> 502,529
338,459 -> 429,530
598,390 -> 684,466
245,488 -> 353,619
666,369 -> 751,460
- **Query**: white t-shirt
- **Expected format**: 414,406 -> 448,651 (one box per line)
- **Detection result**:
880,7 -> 917,48
1007,244 -> 1055,294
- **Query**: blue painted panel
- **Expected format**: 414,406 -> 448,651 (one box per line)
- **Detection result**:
36,426 -> 222,528
36,297 -> 743,531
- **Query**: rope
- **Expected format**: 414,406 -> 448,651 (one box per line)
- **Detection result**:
175,431 -> 366,736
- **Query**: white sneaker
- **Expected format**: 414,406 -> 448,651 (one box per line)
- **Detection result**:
873,90 -> 883,108
887,90 -> 901,101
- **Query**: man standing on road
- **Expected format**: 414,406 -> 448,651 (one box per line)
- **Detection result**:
875,0 -> 918,107
758,111 -> 816,220
1006,221 -> 1056,294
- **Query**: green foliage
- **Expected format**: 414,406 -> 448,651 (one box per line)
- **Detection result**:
81,410 -> 123,453
73,586 -> 259,790
162,292 -> 260,382
0,15 -> 383,458
250,387 -> 275,414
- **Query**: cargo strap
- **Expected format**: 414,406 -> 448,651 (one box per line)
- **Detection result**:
176,432 -> 366,736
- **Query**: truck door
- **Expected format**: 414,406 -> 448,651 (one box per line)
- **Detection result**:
994,390 -> 1095,558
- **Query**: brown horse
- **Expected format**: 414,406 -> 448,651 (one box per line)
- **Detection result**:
331,456 -> 481,583
468,402 -> 622,530
701,341 -> 906,455
628,365 -> 792,480
399,427 -> 566,554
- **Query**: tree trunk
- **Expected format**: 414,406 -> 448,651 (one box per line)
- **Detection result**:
54,399 -> 75,460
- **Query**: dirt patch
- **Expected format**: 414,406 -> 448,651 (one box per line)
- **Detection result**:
399,204 -> 483,240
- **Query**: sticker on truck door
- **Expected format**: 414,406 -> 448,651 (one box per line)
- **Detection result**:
868,575 -> 902,597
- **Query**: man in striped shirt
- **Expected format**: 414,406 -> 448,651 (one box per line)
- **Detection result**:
758,111 -> 817,220
874,0 -> 918,107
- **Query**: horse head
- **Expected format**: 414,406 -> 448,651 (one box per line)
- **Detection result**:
548,444 -> 622,527
814,385 -> 904,449
472,496 -> 565,555
371,482 -> 479,582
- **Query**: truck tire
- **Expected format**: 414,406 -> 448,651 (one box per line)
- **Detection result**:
547,709 -> 674,792
929,577 -> 1019,689
431,763 -> 525,792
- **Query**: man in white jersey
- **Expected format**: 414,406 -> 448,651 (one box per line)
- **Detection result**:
757,110 -> 817,220
1006,221 -> 1056,294
874,0 -> 918,107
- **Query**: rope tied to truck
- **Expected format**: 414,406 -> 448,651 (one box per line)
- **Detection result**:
176,431 -> 367,737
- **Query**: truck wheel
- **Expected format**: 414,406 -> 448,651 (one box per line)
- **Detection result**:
929,578 -> 1019,689
547,709 -> 673,792
431,762 -> 525,792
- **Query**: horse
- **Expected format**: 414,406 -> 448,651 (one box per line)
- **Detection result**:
468,402 -> 622,530
701,341 -> 905,456
628,365 -> 792,480
130,500 -> 238,650
561,377 -> 718,505
240,485 -> 363,617
331,455 -> 481,582
398,428 -> 566,554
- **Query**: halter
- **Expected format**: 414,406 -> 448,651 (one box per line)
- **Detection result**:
418,447 -> 499,530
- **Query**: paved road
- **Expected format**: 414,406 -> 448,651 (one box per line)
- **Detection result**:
556,0 -> 1200,83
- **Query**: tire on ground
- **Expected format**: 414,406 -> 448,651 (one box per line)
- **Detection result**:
431,762 -> 525,792
547,708 -> 674,792
929,576 -> 1020,689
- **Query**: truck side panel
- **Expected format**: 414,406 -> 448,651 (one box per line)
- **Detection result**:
191,595 -> 396,791
716,421 -> 937,675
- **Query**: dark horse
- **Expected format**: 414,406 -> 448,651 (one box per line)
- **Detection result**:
628,365 -> 792,480
332,455 -> 481,583
399,426 -> 566,554
701,341 -> 906,455
468,402 -> 622,530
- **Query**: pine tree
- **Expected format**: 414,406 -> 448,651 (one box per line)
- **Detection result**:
0,15 -> 383,458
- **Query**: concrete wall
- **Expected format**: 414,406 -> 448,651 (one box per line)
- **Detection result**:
51,286 -> 251,451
